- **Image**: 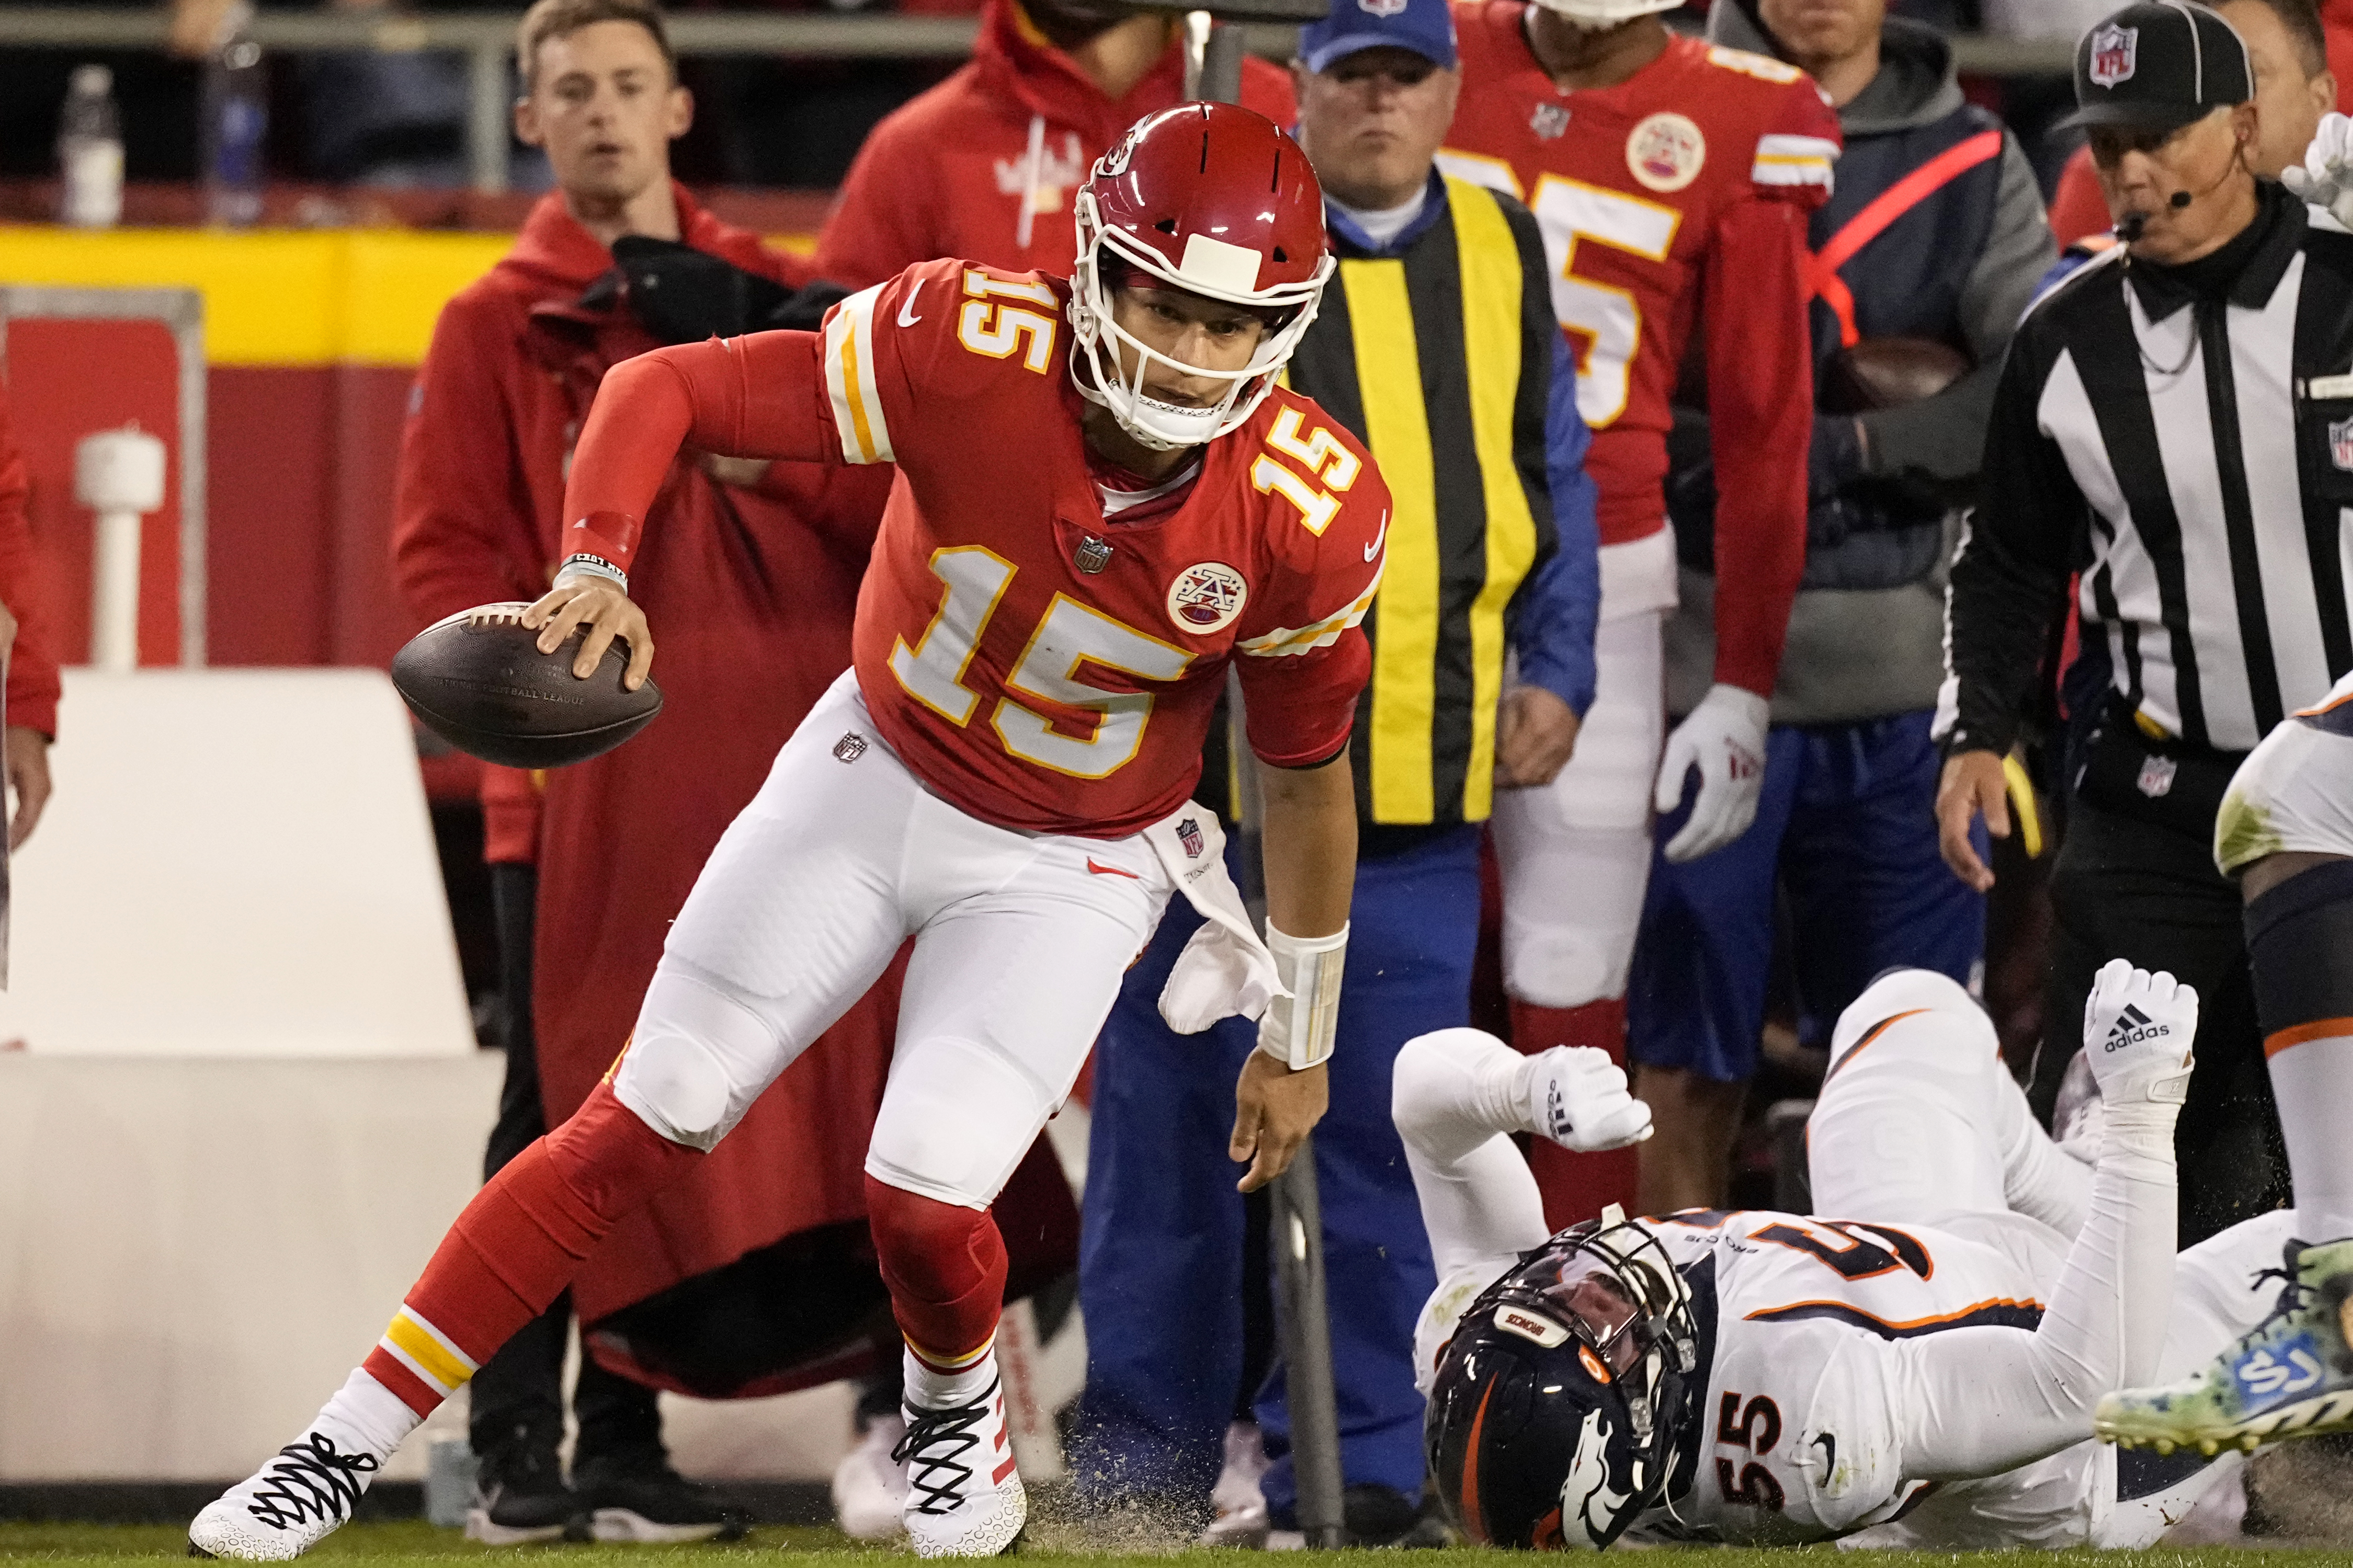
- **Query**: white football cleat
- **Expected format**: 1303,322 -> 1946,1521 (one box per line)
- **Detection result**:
895,1380 -> 1026,1558
188,1432 -> 382,1560
833,1412 -> 910,1541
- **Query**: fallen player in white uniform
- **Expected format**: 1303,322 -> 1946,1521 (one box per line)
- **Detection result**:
1396,961 -> 2301,1549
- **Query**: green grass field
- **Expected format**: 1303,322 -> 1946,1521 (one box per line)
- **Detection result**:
3,1524 -> 2352,1566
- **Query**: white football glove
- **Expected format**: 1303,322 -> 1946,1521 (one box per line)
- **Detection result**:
1525,1045 -> 1653,1152
2081,957 -> 2196,1107
1655,683 -> 1770,863
2282,112 -> 2353,230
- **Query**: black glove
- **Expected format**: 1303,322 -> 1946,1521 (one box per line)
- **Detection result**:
610,235 -> 793,345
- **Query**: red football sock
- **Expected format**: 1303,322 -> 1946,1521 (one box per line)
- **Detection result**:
865,1175 -> 1006,1372
362,1082 -> 699,1417
1510,998 -> 1639,1233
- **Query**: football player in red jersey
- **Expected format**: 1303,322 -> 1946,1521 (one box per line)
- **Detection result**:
188,105 -> 1389,1563
1439,0 -> 1837,1226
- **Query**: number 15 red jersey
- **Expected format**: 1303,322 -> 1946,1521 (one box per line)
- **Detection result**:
560,258 -> 1389,840
1441,14 -> 1837,691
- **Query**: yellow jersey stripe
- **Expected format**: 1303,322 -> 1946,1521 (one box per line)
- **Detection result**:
1342,256 -> 1439,825
1449,182 -> 1540,824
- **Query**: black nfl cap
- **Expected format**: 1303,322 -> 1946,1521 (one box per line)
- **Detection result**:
2060,1 -> 2252,131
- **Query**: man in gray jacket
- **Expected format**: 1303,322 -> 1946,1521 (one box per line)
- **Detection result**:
1625,0 -> 2056,1211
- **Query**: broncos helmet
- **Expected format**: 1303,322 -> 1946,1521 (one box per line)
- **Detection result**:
1425,1210 -> 1701,1550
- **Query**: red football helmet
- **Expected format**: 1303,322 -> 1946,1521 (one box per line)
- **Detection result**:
1070,103 -> 1334,451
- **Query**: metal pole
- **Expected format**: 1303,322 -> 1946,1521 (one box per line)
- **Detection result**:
466,40 -> 510,194
1198,16 -> 1247,104
1201,5 -> 1346,1530
1227,683 -> 1347,1547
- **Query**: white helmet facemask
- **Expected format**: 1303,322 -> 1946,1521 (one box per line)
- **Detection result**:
1067,189 -> 1333,452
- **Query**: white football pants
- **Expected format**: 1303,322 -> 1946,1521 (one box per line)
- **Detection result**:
1490,600 -> 1665,1009
1811,973 -> 2294,1547
610,671 -> 1173,1209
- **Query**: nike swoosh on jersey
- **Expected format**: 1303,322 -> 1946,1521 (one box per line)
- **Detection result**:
1365,510 -> 1389,562
1085,859 -> 1140,878
896,281 -> 924,327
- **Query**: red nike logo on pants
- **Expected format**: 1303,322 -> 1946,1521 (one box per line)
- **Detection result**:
1086,859 -> 1139,878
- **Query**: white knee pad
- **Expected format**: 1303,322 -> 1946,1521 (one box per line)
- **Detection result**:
611,960 -> 798,1152
865,1034 -> 1051,1210
1812,972 -> 2010,1219
1491,613 -> 1664,1008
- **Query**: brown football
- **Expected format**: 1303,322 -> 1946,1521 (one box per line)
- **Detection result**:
391,602 -> 662,769
1821,336 -> 1974,414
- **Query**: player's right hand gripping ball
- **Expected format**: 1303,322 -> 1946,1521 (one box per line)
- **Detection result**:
2081,958 -> 2196,1104
391,602 -> 663,769
1528,1045 -> 1654,1153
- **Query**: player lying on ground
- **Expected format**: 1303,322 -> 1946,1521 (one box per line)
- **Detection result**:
1396,961 -> 2319,1548
190,102 -> 1391,1562
2098,661 -> 2353,1454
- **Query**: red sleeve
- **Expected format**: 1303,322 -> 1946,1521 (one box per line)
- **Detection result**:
0,381 -> 60,738
2048,147 -> 2112,250
562,266 -> 942,567
560,329 -> 835,567
1701,194 -> 1810,696
390,293 -> 550,628
813,113 -> 940,290
1235,438 -> 1390,766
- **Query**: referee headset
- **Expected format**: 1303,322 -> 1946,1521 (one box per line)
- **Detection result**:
2116,0 -> 2258,245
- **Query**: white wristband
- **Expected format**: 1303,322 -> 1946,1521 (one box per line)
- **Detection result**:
1257,922 -> 1348,1070
558,552 -> 628,593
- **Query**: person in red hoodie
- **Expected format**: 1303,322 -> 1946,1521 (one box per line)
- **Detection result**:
0,379 -> 58,850
813,0 -> 1297,286
389,0 -> 899,1543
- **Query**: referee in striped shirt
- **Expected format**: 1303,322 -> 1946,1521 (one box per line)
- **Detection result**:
1937,1 -> 2350,1243
1074,0 -> 1602,1536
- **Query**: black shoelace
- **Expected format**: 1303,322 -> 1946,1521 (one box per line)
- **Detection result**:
2252,1241 -> 2318,1324
244,1434 -> 380,1530
891,1389 -> 996,1517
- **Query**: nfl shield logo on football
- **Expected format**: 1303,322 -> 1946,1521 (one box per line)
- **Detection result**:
1358,0 -> 1408,16
1178,817 -> 1205,860
2089,24 -> 2137,88
1167,561 -> 1248,634
2331,418 -> 2353,470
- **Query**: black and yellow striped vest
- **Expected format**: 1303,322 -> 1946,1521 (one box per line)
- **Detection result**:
1286,177 -> 1560,827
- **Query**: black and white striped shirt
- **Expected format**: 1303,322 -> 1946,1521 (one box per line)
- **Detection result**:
1941,182 -> 2353,759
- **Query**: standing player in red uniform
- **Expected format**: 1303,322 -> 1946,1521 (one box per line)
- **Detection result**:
1440,0 -> 1835,1224
189,104 -> 1387,1563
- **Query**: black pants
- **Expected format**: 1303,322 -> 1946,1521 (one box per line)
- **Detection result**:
2040,796 -> 2290,1246
468,863 -> 666,1479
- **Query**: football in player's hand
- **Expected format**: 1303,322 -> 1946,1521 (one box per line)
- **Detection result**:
1821,337 -> 1973,413
391,602 -> 662,769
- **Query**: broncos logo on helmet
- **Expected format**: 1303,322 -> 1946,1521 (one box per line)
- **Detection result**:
1424,1210 -> 1710,1550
